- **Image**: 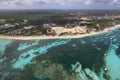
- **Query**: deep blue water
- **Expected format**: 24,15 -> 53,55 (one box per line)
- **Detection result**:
0,29 -> 120,80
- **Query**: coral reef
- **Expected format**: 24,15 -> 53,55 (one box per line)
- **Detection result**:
32,60 -> 99,80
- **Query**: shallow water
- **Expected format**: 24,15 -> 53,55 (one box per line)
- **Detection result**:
0,29 -> 120,80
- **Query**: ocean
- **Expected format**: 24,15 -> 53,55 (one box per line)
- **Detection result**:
0,28 -> 120,80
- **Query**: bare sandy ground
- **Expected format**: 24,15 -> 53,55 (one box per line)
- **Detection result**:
0,24 -> 120,40
51,26 -> 87,35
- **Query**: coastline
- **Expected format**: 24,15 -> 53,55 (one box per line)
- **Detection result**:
0,24 -> 120,40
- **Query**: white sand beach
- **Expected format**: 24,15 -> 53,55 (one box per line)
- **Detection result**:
0,24 -> 120,40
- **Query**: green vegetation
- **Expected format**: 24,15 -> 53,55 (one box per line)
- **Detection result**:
0,10 -> 120,36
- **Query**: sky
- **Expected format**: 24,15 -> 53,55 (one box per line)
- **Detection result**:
0,0 -> 120,9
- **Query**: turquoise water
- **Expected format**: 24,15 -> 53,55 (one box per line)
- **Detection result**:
13,39 -> 71,69
0,29 -> 120,80
0,39 -> 13,55
104,44 -> 120,80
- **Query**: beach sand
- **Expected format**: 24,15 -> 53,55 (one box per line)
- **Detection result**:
0,24 -> 120,40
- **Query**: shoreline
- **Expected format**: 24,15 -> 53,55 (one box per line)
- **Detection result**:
0,24 -> 120,40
